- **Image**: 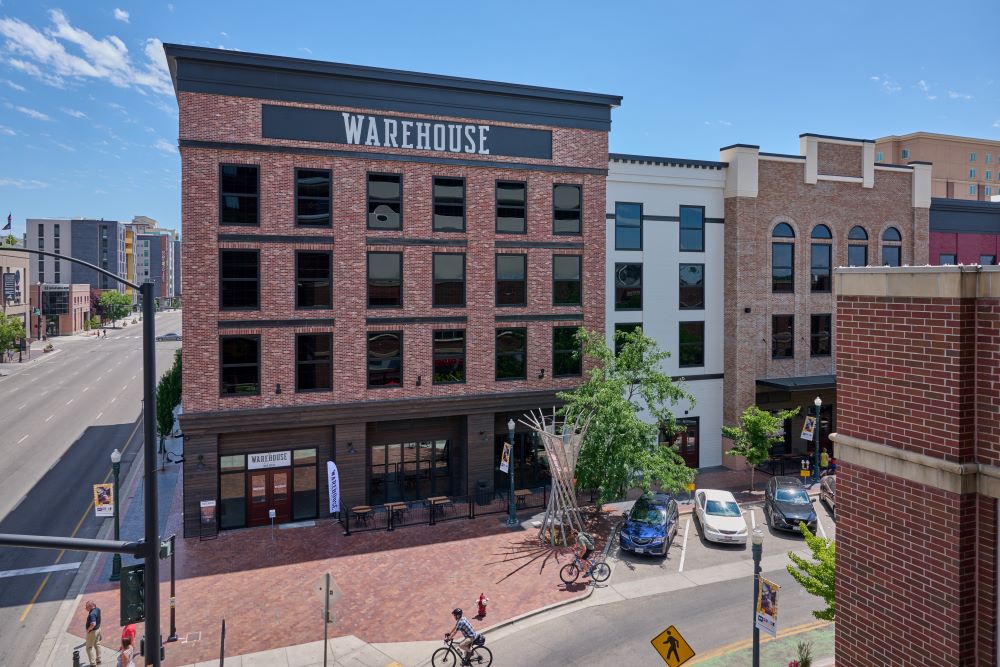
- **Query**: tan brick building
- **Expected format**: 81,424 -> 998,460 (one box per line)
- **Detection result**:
876,131 -> 1000,200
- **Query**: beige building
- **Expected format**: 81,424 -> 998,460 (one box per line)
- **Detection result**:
875,132 -> 1000,200
0,248 -> 31,351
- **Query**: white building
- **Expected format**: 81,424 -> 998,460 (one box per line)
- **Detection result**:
606,154 -> 726,468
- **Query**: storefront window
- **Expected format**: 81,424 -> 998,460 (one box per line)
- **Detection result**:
293,448 -> 317,520
494,432 -> 550,491
369,440 -> 451,505
220,472 -> 246,529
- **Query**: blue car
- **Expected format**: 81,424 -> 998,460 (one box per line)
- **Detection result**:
619,493 -> 679,557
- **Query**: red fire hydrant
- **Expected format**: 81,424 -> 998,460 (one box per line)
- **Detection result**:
477,593 -> 489,619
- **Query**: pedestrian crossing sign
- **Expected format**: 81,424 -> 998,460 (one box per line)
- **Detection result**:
651,625 -> 695,666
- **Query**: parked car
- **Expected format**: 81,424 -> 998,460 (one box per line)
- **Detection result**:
619,493 -> 679,557
694,489 -> 749,544
764,476 -> 817,533
819,474 -> 835,516
156,332 -> 182,342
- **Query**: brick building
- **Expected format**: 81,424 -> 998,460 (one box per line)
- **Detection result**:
29,283 -> 90,337
832,265 -> 999,666
166,45 -> 619,535
876,131 -> 1000,200
0,248 -> 30,349
930,197 -> 1000,266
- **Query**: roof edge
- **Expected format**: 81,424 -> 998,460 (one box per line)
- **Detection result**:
609,152 -> 728,169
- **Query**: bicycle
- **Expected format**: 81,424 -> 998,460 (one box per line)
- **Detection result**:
431,635 -> 492,666
560,552 -> 611,585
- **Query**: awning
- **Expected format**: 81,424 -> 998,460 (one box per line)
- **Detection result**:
756,375 -> 836,391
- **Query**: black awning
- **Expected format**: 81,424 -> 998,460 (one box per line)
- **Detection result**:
756,375 -> 836,391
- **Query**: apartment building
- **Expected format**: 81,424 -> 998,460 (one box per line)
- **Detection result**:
875,132 -> 1000,200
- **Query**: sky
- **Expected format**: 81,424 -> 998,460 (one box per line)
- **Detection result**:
0,1 -> 996,237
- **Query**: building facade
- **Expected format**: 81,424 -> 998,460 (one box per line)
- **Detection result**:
29,283 -> 90,337
173,238 -> 182,299
875,132 -> 1000,200
25,218 -> 72,286
168,44 -> 619,535
929,197 -> 1000,265
25,218 -> 127,292
0,248 -> 31,348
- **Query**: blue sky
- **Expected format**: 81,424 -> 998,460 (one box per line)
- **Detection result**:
0,1 -> 996,236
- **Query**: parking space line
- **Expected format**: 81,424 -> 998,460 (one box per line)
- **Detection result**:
814,502 -> 827,539
678,517 -> 691,572
44,414 -> 53,423
17,434 -> 28,444
749,508 -> 757,531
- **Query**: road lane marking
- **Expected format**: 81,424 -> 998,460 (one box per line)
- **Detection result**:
17,403 -> 25,410
44,414 -> 54,422
66,399 -> 74,406
0,562 -> 81,579
122,385 -> 128,390
814,501 -> 828,539
17,434 -> 28,444
678,517 -> 691,572
82,386 -> 90,392
688,620 -> 831,664
111,396 -> 116,403
750,509 -> 757,531
96,412 -> 103,420
131,374 -> 137,380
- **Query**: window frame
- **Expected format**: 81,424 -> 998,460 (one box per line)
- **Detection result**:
614,201 -> 643,251
552,183 -> 582,235
219,334 -> 261,397
939,253 -> 957,265
552,254 -> 582,307
552,326 -> 582,377
367,251 -> 403,309
981,255 -> 998,266
432,329 -> 466,385
495,327 -> 527,381
810,314 -> 832,358
678,321 -> 706,368
495,253 -> 527,307
295,332 -> 333,393
810,243 -> 832,293
495,180 -> 527,234
614,262 -> 643,311
679,205 -> 706,252
367,330 -> 403,388
219,164 -> 260,227
432,252 -> 466,308
219,249 -> 260,311
294,167 -> 332,228
366,172 -> 403,231
771,315 -> 795,359
432,176 -> 466,232
772,242 -> 795,293
294,250 -> 333,310
679,263 -> 705,310
848,244 -> 868,267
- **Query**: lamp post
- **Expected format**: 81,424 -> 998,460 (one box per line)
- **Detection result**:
751,527 -> 764,667
109,448 -> 122,582
506,418 -> 517,527
812,396 -> 822,485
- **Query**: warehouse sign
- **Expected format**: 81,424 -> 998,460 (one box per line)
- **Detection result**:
262,105 -> 553,159
248,450 -> 291,470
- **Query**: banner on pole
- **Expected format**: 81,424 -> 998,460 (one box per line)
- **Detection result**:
93,483 -> 114,517
327,461 -> 341,515
500,442 -> 511,474
755,576 -> 780,637
800,415 -> 817,441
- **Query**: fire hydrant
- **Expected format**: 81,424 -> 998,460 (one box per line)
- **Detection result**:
477,593 -> 489,619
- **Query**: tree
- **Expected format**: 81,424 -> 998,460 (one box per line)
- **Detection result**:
787,522 -> 836,621
156,350 -> 182,466
2,234 -> 16,247
558,327 -> 696,505
722,405 -> 799,492
0,313 -> 25,358
97,290 -> 132,326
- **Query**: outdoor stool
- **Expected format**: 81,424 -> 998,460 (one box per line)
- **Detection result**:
351,505 -> 372,527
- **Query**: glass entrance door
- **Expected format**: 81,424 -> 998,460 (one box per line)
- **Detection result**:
246,469 -> 292,526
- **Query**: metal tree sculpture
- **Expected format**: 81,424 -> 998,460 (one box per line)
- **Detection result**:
520,407 -> 593,546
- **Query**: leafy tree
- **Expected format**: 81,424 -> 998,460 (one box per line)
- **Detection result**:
722,405 -> 799,492
787,522 -> 836,621
97,290 -> 132,325
156,350 -> 183,464
558,327 -> 696,505
2,234 -> 16,247
0,313 -> 25,358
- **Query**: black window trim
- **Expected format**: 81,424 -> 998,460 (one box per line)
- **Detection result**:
218,248 -> 261,312
495,179 -> 527,235
848,243 -> 868,267
367,250 -> 403,309
772,242 -> 795,293
810,314 -> 832,358
810,243 -> 832,293
495,326 -> 528,381
552,326 -> 582,377
432,328 -> 467,385
294,249 -> 333,310
367,330 -> 403,389
772,314 -> 795,360
679,204 -> 706,253
366,171 -> 404,231
614,201 -> 643,251
432,252 -> 467,308
219,334 -> 261,397
677,320 -> 706,368
432,175 -> 467,233
294,167 -> 332,228
614,262 -> 643,311
295,332 -> 333,393
552,183 -> 583,236
679,262 -> 705,311
552,254 -> 582,307
495,253 -> 528,308
219,163 -> 260,227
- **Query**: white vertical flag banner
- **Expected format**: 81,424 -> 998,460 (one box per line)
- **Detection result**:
327,461 -> 341,515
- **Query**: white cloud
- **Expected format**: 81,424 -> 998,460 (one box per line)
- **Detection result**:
3,78 -> 24,91
153,137 -> 176,153
948,90 -> 973,100
61,107 -> 86,118
220,31 -> 228,37
9,103 -> 50,120
916,79 -> 937,100
871,74 -> 901,94
993,120 -> 1000,128
54,141 -> 75,151
0,125 -> 15,135
299,47 -> 312,54
0,177 -> 49,189
113,8 -> 130,23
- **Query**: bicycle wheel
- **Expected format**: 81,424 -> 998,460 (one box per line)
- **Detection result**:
469,646 -> 493,666
560,562 -> 581,584
591,561 -> 611,582
431,647 -> 457,667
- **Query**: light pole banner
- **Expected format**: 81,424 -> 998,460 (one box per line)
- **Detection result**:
94,483 -> 114,517
500,442 -> 511,474
755,576 -> 780,637
327,461 -> 341,515
800,416 -> 817,441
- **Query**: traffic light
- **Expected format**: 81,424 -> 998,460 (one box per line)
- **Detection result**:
120,563 -> 145,625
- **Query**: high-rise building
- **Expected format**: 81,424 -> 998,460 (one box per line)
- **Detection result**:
25,218 -> 127,292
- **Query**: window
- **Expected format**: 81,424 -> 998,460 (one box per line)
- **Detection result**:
876,151 -> 884,162
679,263 -> 704,309
970,152 -> 977,162
220,165 -> 259,225
614,323 -> 641,356
496,181 -> 526,233
987,171 -> 993,181
848,226 -> 868,241
970,184 -> 978,196
496,254 -> 526,306
988,187 -> 994,197
615,202 -> 642,250
901,148 -> 910,159
295,169 -> 331,227
553,327 -> 581,377
296,333 -> 332,392
219,250 -> 259,310
811,224 -> 832,240
552,255 -> 581,306
432,253 -> 465,307
614,263 -> 642,310
295,251 -> 332,309
432,330 -> 466,384
987,154 -> 994,164
981,255 -> 998,266
367,331 -> 402,387
772,315 -> 794,359
811,244 -> 832,292
553,184 -> 581,234
678,321 -> 705,367
367,173 -> 402,230
679,205 -> 705,252
433,177 -> 465,231
496,328 -> 526,380
848,226 -> 868,267
810,314 -> 831,357
939,253 -> 957,265
970,168 -> 977,179
881,227 -> 902,267
220,336 -> 260,395
368,252 -> 402,307
772,241 -> 794,293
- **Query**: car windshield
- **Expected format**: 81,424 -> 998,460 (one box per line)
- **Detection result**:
629,503 -> 666,525
775,488 -> 811,504
705,500 -> 741,517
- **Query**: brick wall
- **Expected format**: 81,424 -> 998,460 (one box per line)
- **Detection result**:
817,142 -> 863,178
978,298 -> 1000,467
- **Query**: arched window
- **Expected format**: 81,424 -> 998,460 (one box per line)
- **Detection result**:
881,227 -> 902,266
882,227 -> 901,242
771,223 -> 795,292
811,226 -> 832,292
772,223 -> 795,238
848,226 -> 869,266
848,226 -> 868,240
811,225 -> 832,239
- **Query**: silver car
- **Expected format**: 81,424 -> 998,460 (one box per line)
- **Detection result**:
819,475 -> 835,517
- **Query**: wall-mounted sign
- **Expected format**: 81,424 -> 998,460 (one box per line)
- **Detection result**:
3,271 -> 20,305
199,499 -> 216,525
247,450 -> 291,470
262,105 -> 553,160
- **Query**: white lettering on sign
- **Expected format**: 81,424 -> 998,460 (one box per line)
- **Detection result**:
247,451 -> 291,470
341,113 -> 492,156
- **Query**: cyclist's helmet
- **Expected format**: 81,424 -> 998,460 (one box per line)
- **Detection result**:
452,608 -> 463,617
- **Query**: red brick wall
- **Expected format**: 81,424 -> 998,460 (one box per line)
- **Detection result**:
930,231 -> 1000,266
817,142 -> 863,178
978,299 -> 1000,467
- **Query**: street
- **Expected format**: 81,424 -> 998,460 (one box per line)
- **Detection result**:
0,311 -> 181,667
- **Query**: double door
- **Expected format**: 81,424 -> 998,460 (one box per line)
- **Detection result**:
247,469 -> 291,526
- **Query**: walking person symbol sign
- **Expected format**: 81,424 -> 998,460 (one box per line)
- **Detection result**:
651,625 -> 695,666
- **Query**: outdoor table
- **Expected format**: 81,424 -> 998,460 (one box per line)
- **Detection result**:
351,505 -> 372,527
427,496 -> 452,519
514,489 -> 532,507
384,501 -> 408,524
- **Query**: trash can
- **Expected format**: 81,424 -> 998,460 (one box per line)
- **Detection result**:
476,480 -> 491,506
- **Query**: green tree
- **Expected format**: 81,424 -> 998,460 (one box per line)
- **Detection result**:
722,405 -> 800,492
558,327 -> 696,505
0,313 -> 26,358
2,234 -> 16,247
156,350 -> 183,463
97,290 -> 132,326
787,522 -> 836,621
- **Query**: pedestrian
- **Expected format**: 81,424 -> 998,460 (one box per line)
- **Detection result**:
117,637 -> 135,667
820,447 -> 830,474
120,623 -> 136,652
83,600 -> 102,666
476,592 -> 489,620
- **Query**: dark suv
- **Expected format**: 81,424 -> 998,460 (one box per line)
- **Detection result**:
764,477 -> 817,533
619,493 -> 679,557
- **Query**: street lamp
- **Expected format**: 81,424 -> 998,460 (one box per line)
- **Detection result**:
109,448 -> 122,582
506,418 -> 518,527
751,527 -> 764,667
812,397 -> 822,485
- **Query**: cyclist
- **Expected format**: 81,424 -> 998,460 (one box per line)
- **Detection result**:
575,530 -> 595,562
445,607 -> 478,664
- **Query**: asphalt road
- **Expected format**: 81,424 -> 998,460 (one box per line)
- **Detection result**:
0,310 -> 181,667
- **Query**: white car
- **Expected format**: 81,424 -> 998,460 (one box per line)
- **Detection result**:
695,489 -> 749,544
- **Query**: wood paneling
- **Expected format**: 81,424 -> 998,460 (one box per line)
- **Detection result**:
183,434 -> 219,538
467,413 -> 495,496
336,422 -> 366,510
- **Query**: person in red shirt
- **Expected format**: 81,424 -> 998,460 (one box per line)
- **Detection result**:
120,623 -> 136,651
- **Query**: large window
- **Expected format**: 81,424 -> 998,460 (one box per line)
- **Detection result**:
295,251 -> 332,309
810,314 -> 831,357
679,264 -> 704,310
881,227 -> 902,267
981,255 -> 998,266
614,323 -> 641,356
940,253 -> 957,265
811,244 -> 832,292
678,321 -> 705,367
369,440 -> 451,505
615,263 -> 642,310
496,181 -> 526,233
433,177 -> 465,231
295,169 -> 331,227
220,165 -> 259,225
496,254 -> 527,306
220,336 -> 260,395
432,253 -> 465,307
552,326 -> 581,377
292,449 -> 319,521
848,226 -> 869,267
368,252 -> 402,307
367,173 -> 402,230
679,205 -> 705,252
772,315 -> 794,359
367,331 -> 402,387
432,330 -> 466,384
296,333 -> 332,392
553,255 -> 582,306
219,250 -> 259,310
772,223 -> 795,293
615,202 -> 642,250
496,328 -> 527,380
553,184 -> 582,234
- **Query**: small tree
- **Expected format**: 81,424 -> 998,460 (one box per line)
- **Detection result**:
787,523 -> 835,621
0,313 -> 25,358
722,405 -> 799,492
2,234 -> 16,247
97,290 -> 132,326
156,350 -> 182,466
